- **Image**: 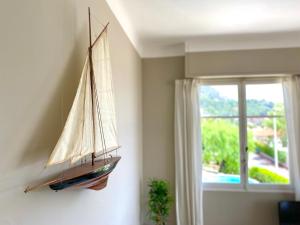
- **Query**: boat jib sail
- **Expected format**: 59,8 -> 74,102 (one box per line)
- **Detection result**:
47,28 -> 119,166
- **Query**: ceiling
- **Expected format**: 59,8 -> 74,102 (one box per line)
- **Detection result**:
106,0 -> 300,57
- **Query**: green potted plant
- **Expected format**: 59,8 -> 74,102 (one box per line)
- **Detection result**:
148,179 -> 173,225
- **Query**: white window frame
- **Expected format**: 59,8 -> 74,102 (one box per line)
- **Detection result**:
199,77 -> 294,193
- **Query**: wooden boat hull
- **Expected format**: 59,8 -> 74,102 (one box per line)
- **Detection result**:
75,174 -> 109,190
49,157 -> 120,191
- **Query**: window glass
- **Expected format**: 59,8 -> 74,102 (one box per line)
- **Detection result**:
200,85 -> 239,117
246,84 -> 289,184
199,82 -> 291,187
200,85 -> 240,183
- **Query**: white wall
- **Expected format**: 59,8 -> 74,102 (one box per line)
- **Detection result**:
0,1 -> 143,225
186,48 -> 300,76
203,191 -> 293,225
142,57 -> 185,225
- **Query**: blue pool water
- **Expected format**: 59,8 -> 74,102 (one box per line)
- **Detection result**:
203,174 -> 259,184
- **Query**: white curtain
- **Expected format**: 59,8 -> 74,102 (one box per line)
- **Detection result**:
174,79 -> 203,225
282,76 -> 300,200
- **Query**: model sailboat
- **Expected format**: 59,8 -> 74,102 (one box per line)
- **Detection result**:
25,8 -> 121,192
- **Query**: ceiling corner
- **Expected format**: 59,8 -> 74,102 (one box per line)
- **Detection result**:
105,0 -> 144,57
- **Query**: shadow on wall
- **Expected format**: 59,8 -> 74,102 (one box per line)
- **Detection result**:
18,29 -> 85,169
0,1 -> 91,193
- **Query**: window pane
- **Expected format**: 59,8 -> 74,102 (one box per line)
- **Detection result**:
202,118 -> 240,183
246,83 -> 284,117
200,85 -> 239,117
246,84 -> 290,184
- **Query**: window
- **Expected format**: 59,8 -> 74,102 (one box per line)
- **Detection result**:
199,79 -> 292,191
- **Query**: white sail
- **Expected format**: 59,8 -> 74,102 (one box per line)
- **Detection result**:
92,29 -> 118,156
47,29 -> 118,166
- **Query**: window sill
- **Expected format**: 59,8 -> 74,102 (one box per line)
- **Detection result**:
203,183 -> 294,194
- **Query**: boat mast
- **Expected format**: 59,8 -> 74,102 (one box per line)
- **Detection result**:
88,7 -> 96,166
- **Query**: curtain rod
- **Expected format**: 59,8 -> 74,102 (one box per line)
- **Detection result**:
176,74 -> 298,81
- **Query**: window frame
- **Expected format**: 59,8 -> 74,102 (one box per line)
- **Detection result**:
199,77 -> 294,193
